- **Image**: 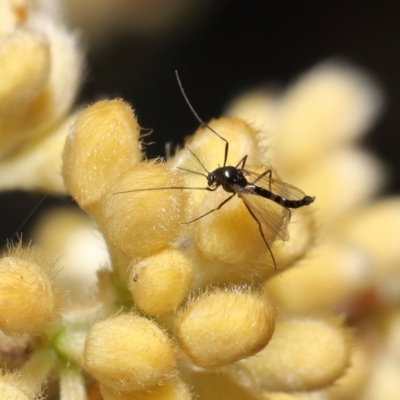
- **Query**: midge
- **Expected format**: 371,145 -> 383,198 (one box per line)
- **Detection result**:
115,72 -> 315,269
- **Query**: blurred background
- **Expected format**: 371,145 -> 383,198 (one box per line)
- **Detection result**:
1,0 -> 400,245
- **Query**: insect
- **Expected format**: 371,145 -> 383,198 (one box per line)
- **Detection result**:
115,71 -> 315,269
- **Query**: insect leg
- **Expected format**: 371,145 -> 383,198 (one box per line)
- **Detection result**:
221,135 -> 229,168
182,193 -> 236,224
235,155 -> 248,169
251,168 -> 272,189
242,201 -> 277,270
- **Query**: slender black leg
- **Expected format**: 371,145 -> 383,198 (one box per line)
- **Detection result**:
182,193 -> 236,224
235,155 -> 248,169
222,136 -> 229,168
251,168 -> 272,188
243,202 -> 277,270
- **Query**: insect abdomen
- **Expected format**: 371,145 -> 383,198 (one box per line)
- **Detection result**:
254,187 -> 314,209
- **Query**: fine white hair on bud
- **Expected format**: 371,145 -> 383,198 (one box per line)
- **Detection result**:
0,246 -> 61,335
84,314 -> 177,392
175,286 -> 276,368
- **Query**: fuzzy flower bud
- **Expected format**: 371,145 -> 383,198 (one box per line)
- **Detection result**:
0,348 -> 57,399
172,118 -> 290,268
129,249 -> 194,316
0,29 -> 49,116
0,246 -> 60,335
338,198 -> 400,278
62,99 -> 143,214
236,317 -> 352,392
266,242 -> 372,313
174,117 -> 260,170
84,314 -> 177,392
192,182 -> 281,266
272,62 -> 383,174
98,162 -> 188,260
295,148 -> 385,225
0,16 -> 83,148
0,9 -> 85,193
271,206 -> 316,271
99,377 -> 192,400
175,286 -> 275,368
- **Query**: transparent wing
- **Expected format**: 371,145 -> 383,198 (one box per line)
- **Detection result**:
240,192 -> 290,241
239,168 -> 309,241
243,169 -> 307,201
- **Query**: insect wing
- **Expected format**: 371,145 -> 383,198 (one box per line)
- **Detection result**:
240,169 -> 309,242
240,192 -> 290,241
244,169 -> 308,201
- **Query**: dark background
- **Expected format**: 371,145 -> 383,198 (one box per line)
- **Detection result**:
2,0 -> 400,245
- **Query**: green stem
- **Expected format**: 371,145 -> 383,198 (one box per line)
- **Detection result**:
19,348 -> 57,398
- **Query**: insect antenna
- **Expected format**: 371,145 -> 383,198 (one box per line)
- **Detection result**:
113,143 -> 211,195
175,70 -> 229,167
114,185 -> 210,195
176,146 -> 209,178
176,167 -> 207,179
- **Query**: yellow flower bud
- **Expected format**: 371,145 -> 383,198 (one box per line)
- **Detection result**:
237,317 -> 352,391
98,162 -> 187,260
84,314 -> 177,392
266,242 -> 371,313
192,185 -> 279,266
272,62 -> 382,175
295,148 -> 385,226
129,249 -> 193,316
0,29 -> 50,159
171,117 -> 256,211
62,99 -> 143,214
328,342 -> 371,399
31,206 -> 111,298
252,204 -> 316,278
176,287 -> 275,368
0,30 -> 49,116
360,350 -> 400,399
0,348 -> 57,399
99,377 -> 192,400
183,368 -> 259,399
225,91 -> 277,160
0,247 -> 60,335
261,391 -> 328,400
186,163 -> 287,269
174,117 -> 260,171
31,16 -> 83,122
338,197 -> 400,280
0,17 -> 83,153
172,117 -> 260,225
